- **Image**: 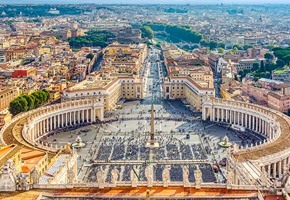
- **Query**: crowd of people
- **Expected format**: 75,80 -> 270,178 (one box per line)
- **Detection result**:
216,122 -> 266,147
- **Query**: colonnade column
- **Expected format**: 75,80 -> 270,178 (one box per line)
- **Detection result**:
86,109 -> 89,122
71,112 -> 74,124
225,109 -> 228,123
40,120 -> 43,134
262,120 -> 265,134
67,113 -> 69,126
274,163 -> 277,178
93,108 -> 96,122
202,106 -> 206,120
282,159 -> 286,175
50,117 -> 53,131
79,110 -> 81,123
278,161 -> 282,177
210,108 -> 214,121
46,118 -> 48,132
241,113 -> 244,126
233,111 -> 236,125
248,115 -> 251,130
82,109 -> 85,122
37,122 -> 40,137
267,164 -> 271,177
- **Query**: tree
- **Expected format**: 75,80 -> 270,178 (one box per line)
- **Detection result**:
32,93 -> 42,108
264,53 -> 274,60
86,53 -> 94,60
260,60 -> 265,72
218,48 -> 224,54
283,55 -> 290,66
9,99 -> 23,116
22,94 -> 35,110
31,90 -> 45,108
277,59 -> 285,68
252,63 -> 260,71
233,44 -> 242,50
144,22 -> 203,43
140,26 -> 154,39
9,89 -> 50,115
208,41 -> 218,50
273,47 -> 290,64
217,42 -> 225,49
243,44 -> 253,50
68,29 -> 115,48
55,34 -> 63,40
42,89 -> 50,101
17,96 -> 29,112
9,96 -> 29,115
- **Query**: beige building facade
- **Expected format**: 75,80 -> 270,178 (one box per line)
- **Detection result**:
0,88 -> 20,112
162,77 -> 215,110
62,75 -> 144,111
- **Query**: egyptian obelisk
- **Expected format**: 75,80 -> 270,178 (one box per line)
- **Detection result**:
147,96 -> 159,148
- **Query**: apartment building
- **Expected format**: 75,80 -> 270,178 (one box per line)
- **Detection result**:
233,58 -> 263,72
162,77 -> 215,110
161,44 -> 215,111
62,73 -> 144,111
272,68 -> 290,83
62,43 -> 147,111
0,88 -> 20,112
222,78 -> 290,114
5,45 -> 37,61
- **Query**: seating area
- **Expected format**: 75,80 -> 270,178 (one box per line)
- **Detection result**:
94,135 -> 207,162
84,132 -> 216,184
86,163 -> 216,183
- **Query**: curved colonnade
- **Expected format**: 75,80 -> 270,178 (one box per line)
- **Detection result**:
202,98 -> 290,179
0,99 -> 104,152
1,97 -> 290,181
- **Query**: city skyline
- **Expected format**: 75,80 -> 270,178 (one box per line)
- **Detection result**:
1,0 -> 290,4
0,2 -> 290,199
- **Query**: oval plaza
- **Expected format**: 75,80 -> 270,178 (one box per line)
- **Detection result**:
1,44 -> 290,199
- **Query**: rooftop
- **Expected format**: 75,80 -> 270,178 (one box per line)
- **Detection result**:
258,78 -> 284,84
0,144 -> 16,160
39,155 -> 68,184
273,68 -> 290,75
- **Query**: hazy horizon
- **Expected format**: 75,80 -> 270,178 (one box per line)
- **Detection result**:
1,0 -> 290,4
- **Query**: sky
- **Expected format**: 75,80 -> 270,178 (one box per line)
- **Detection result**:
1,0 -> 290,4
